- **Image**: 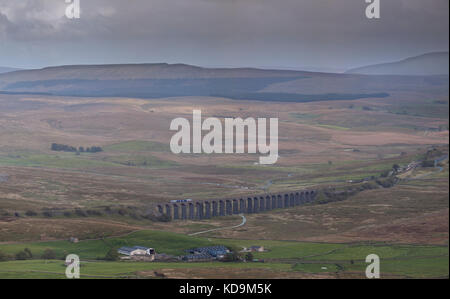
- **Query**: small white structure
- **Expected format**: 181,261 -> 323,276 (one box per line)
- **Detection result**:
249,246 -> 265,252
118,246 -> 155,256
69,237 -> 79,243
242,245 -> 265,253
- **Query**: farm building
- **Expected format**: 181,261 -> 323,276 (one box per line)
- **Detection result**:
117,246 -> 155,256
69,237 -> 79,243
182,253 -> 215,262
184,245 -> 229,261
241,245 -> 265,252
248,246 -> 264,252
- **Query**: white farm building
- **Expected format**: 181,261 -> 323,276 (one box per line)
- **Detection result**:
117,246 -> 155,256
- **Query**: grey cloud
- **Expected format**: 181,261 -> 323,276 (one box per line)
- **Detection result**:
0,0 -> 448,70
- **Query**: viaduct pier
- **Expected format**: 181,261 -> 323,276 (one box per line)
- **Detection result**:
157,190 -> 317,221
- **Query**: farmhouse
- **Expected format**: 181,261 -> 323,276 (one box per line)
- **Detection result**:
117,246 -> 155,256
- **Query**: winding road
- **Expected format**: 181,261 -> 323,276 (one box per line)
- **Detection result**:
188,214 -> 247,236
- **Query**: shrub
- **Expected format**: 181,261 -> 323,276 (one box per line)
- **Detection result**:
222,252 -> 240,262
24,248 -> 33,259
75,209 -> 87,217
117,209 -> 127,216
15,251 -> 29,260
380,170 -> 390,178
156,214 -> 171,222
422,160 -> 435,167
41,249 -> 56,260
104,248 -> 119,261
245,252 -> 254,262
86,210 -> 102,216
376,177 -> 396,188
0,251 -> 12,261
129,213 -> 140,220
25,210 -> 38,216
42,211 -> 53,218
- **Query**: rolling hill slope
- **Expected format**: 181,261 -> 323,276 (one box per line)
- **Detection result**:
346,52 -> 449,76
0,63 -> 447,102
0,66 -> 21,74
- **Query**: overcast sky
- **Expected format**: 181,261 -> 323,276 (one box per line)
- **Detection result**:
0,0 -> 448,71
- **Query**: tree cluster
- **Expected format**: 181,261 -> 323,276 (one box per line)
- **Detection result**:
51,143 -> 103,153
15,248 -> 33,260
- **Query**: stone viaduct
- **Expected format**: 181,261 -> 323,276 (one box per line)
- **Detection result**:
157,190 -> 317,221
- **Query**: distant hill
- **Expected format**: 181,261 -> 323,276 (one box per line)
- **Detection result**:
0,63 -> 447,102
0,67 -> 21,74
346,52 -> 449,76
0,63 -> 306,82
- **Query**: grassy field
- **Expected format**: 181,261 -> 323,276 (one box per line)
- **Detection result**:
0,229 -> 447,278
0,152 -> 120,169
103,140 -> 169,153
292,256 -> 449,278
0,259 -> 294,279
0,230 -> 344,260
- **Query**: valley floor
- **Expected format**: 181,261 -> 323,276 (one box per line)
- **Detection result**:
0,94 -> 448,278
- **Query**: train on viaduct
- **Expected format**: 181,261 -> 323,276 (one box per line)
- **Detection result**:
157,190 -> 317,221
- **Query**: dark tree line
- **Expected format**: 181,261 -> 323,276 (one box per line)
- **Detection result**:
51,143 -> 103,153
